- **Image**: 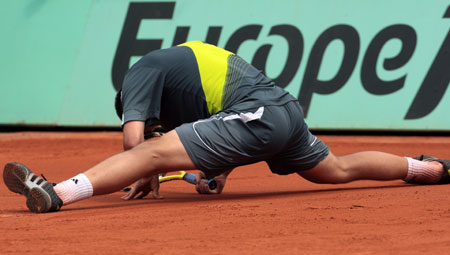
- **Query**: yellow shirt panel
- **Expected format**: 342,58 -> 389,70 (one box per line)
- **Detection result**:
179,41 -> 233,114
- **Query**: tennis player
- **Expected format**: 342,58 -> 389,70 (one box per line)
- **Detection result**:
3,41 -> 449,213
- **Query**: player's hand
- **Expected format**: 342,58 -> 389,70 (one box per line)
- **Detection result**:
144,125 -> 166,140
121,175 -> 163,200
195,171 -> 226,194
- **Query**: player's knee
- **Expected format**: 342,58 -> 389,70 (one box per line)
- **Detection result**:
130,141 -> 165,169
322,158 -> 353,184
300,155 -> 353,184
325,167 -> 353,184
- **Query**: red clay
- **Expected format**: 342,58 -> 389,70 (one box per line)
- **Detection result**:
1,132 -> 450,254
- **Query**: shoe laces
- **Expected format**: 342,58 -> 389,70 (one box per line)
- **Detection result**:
40,173 -> 56,186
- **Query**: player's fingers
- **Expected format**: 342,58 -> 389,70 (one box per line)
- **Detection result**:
136,189 -> 150,199
121,187 -> 138,200
196,179 -> 213,194
148,174 -> 163,199
212,177 -> 225,194
121,191 -> 137,200
151,188 -> 163,199
214,183 -> 223,194
195,182 -> 201,193
195,179 -> 206,193
195,171 -> 207,184
134,182 -> 153,199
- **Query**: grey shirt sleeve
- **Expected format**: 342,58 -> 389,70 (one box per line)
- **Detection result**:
121,66 -> 164,127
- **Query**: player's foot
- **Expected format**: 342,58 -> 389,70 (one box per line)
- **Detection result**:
3,162 -> 63,213
413,155 -> 450,184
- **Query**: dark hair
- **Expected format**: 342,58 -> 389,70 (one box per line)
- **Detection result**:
115,89 -> 123,120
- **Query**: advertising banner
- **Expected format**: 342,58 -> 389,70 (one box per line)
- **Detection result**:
1,0 -> 449,130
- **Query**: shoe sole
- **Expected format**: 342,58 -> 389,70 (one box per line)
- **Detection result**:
3,162 -> 51,213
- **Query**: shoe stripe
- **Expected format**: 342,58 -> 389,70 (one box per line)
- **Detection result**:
30,175 -> 38,182
24,172 -> 52,212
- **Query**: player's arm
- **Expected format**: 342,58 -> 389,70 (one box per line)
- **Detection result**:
122,121 -> 145,151
121,121 -> 163,200
120,65 -> 164,150
122,121 -> 162,151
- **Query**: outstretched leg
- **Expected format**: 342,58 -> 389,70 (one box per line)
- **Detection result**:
3,130 -> 197,213
83,130 -> 196,195
298,151 -> 444,184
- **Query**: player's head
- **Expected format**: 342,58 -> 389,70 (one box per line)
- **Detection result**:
115,89 -> 123,120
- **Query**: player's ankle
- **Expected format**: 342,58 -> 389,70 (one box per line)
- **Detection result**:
404,157 -> 443,184
54,173 -> 93,205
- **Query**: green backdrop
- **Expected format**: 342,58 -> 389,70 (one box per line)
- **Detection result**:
1,0 -> 449,130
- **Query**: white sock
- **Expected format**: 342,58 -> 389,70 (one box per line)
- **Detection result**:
54,174 -> 93,205
404,157 -> 443,184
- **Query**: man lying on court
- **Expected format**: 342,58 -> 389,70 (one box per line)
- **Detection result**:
3,41 -> 450,213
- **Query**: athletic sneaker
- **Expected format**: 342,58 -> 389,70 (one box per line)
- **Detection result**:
413,155 -> 450,184
3,162 -> 63,213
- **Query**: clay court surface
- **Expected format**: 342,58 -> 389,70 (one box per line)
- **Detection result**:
1,132 -> 450,254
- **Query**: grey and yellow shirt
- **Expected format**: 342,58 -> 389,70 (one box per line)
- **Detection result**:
121,41 -> 294,130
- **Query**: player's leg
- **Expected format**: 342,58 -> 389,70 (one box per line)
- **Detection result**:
265,101 -> 448,185
83,130 -> 196,195
298,151 -> 445,184
3,130 -> 196,213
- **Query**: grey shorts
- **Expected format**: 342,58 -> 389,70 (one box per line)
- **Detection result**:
176,100 -> 329,178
